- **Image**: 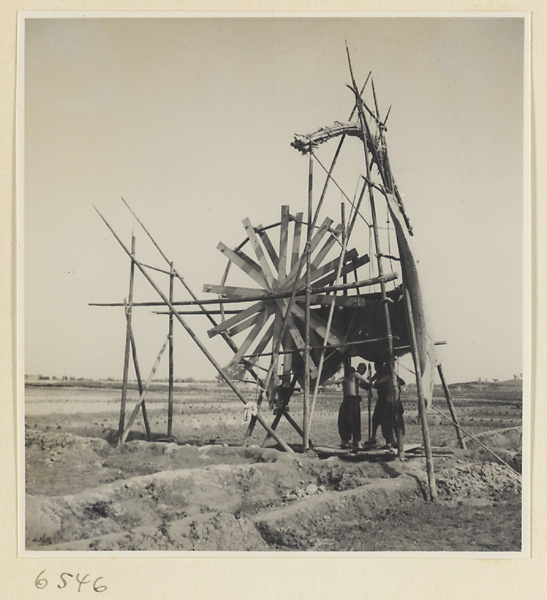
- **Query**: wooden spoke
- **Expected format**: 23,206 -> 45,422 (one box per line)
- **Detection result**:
228,304 -> 275,369
257,227 -> 280,269
291,303 -> 344,346
311,253 -> 370,289
227,308 -> 271,338
310,223 -> 343,272
211,206 -> 371,380
304,294 -> 367,308
276,302 -> 317,376
207,300 -> 269,338
282,331 -> 294,377
247,320 -> 275,363
242,217 -> 277,288
284,217 -> 334,286
217,242 -> 271,290
278,206 -> 290,285
290,212 -> 304,271
203,284 -> 267,299
307,248 -> 359,284
271,306 -> 284,365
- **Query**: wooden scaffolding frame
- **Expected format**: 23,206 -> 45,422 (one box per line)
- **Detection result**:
91,50 -> 475,502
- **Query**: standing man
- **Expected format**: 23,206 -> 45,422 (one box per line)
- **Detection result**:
371,361 -> 406,459
338,361 -> 369,450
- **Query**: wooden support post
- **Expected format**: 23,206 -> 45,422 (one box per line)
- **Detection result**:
95,207 -> 293,453
367,364 -> 373,441
128,317 -> 151,441
168,262 -> 174,438
437,364 -> 466,450
346,49 -> 403,457
118,234 -> 136,446
404,287 -> 438,501
341,203 -> 348,293
303,153 -> 313,450
120,336 -> 168,445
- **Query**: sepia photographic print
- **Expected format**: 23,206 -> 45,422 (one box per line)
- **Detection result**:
19,13 -> 529,558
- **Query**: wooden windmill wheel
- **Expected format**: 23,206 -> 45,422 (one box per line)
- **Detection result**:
202,205 -> 379,389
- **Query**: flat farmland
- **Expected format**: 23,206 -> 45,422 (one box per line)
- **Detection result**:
24,379 -> 523,552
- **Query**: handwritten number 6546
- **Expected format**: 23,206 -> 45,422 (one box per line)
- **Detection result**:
34,570 -> 107,592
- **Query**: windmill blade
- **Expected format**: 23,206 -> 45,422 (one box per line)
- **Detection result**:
291,303 -> 344,346
226,308 -> 272,337
284,217 -> 334,286
227,304 -> 275,369
282,329 -> 294,377
311,253 -> 370,289
257,227 -> 280,269
278,205 -> 290,285
217,242 -> 271,290
306,248 -> 359,284
248,320 -> 275,363
242,217 -> 277,288
207,300 -> 270,338
290,212 -> 304,271
275,298 -> 316,367
309,223 -> 343,271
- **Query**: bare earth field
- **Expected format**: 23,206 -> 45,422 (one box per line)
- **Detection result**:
24,380 -> 523,552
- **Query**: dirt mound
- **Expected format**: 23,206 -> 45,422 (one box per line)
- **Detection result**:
47,513 -> 269,552
435,460 -> 522,502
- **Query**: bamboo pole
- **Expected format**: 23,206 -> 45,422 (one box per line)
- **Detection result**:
118,234 -> 136,445
404,286 -> 437,501
120,336 -> 168,445
367,363 -> 373,441
90,273 -> 397,308
308,176 -> 368,430
127,312 -> 151,441
95,207 -> 293,453
303,153 -> 313,450
437,364 -> 467,450
428,404 -> 520,475
346,48 -> 404,457
243,336 -> 400,359
168,263 -> 174,438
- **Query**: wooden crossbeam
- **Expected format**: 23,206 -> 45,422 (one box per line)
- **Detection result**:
202,284 -> 266,299
297,294 -> 367,307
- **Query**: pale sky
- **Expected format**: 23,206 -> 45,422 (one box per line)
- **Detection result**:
22,15 -> 526,383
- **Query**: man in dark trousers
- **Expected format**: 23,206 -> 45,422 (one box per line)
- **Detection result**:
370,360 -> 406,458
338,361 -> 369,450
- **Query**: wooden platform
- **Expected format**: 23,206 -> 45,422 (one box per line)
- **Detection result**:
312,443 -> 422,459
